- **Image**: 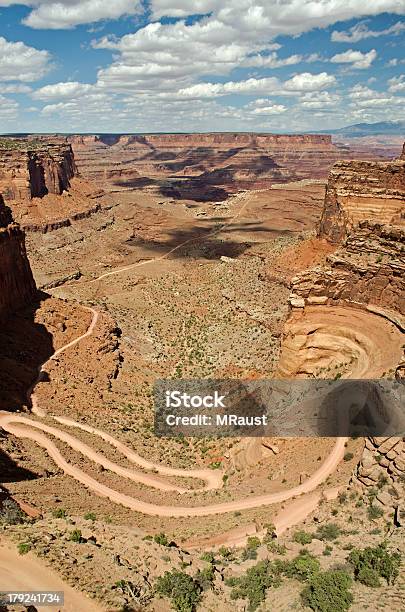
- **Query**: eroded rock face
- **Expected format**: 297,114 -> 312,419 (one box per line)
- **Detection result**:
0,194 -> 36,320
68,132 -> 349,194
318,159 -> 404,244
0,139 -> 77,201
290,151 -> 405,317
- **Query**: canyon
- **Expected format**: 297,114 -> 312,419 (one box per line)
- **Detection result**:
0,133 -> 403,612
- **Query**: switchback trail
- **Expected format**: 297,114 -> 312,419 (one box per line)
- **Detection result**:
1,190 -> 347,523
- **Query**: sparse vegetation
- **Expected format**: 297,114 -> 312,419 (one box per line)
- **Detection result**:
348,542 -> 401,587
293,530 -> 313,545
155,570 -> 202,612
301,570 -> 353,612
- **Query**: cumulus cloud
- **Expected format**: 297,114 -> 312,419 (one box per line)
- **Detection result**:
251,103 -> 287,115
388,75 -> 405,92
32,81 -> 95,100
0,0 -> 141,29
177,72 -> 335,98
331,48 -> 377,69
331,20 -> 405,42
243,52 -> 321,68
0,37 -> 51,81
0,94 -> 18,118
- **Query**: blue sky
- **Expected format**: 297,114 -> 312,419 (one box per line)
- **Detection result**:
0,1 -> 404,133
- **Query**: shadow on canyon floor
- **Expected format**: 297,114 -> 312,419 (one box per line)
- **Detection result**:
126,218 -> 296,259
0,291 -> 54,413
0,447 -> 37,483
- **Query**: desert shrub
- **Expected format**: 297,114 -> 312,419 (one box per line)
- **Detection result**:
200,551 -> 215,563
84,512 -> 96,521
343,453 -> 354,462
315,523 -> 340,541
17,542 -> 31,555
0,499 -> 25,525
301,570 -> 353,612
155,570 -> 202,612
69,529 -> 83,543
154,532 -> 170,546
226,559 -> 281,611
282,551 -> 321,581
293,530 -> 313,545
367,505 -> 384,520
194,565 -> 215,590
52,508 -> 67,519
348,542 -> 401,586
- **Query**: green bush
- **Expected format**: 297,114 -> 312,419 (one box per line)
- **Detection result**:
194,565 -> 215,590
84,512 -> 96,521
301,570 -> 353,612
17,542 -> 31,555
367,505 -> 384,520
52,508 -> 67,519
226,559 -> 281,611
282,551 -> 321,581
348,542 -> 401,586
154,532 -> 170,546
343,453 -> 354,462
69,529 -> 83,543
293,530 -> 313,545
155,570 -> 202,612
315,523 -> 341,541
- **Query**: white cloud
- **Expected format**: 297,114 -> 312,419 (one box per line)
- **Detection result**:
0,37 -> 51,81
177,72 -> 335,98
251,103 -> 287,114
1,83 -> 32,93
0,95 -> 18,118
331,20 -> 405,42
331,48 -> 377,69
299,90 -> 341,109
150,1 -> 405,35
284,72 -> 336,91
243,52 -> 321,68
0,0 -> 141,29
388,75 -> 405,92
32,81 -> 95,100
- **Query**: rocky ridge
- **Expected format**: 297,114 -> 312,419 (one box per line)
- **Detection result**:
290,152 -> 405,317
0,139 -> 76,201
69,133 -> 352,196
283,144 -> 405,512
0,194 -> 36,320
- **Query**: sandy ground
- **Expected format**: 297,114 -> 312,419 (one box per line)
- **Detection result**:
0,542 -> 102,612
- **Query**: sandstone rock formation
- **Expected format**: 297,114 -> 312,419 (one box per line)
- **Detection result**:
319,159 -> 404,243
69,133 -> 351,196
0,194 -> 36,320
0,139 -> 76,201
290,151 -> 405,318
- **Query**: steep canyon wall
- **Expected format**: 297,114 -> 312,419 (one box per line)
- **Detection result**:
0,141 -> 77,201
0,194 -> 36,320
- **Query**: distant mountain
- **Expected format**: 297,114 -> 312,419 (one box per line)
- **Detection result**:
321,121 -> 405,137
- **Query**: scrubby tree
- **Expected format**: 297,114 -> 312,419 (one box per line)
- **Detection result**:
301,570 -> 353,612
348,542 -> 401,586
155,570 -> 202,612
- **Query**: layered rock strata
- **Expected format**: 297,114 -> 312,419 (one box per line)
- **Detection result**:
0,194 -> 36,320
290,153 -> 405,317
0,139 -> 76,201
69,133 -> 350,192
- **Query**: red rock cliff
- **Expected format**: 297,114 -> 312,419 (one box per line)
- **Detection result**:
0,194 -> 36,320
318,159 -> 404,243
0,140 -> 77,201
290,144 -> 405,318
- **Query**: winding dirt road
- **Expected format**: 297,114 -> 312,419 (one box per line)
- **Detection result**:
0,191 -> 349,521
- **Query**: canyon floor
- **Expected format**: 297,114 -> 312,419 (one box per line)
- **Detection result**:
0,136 -> 404,612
